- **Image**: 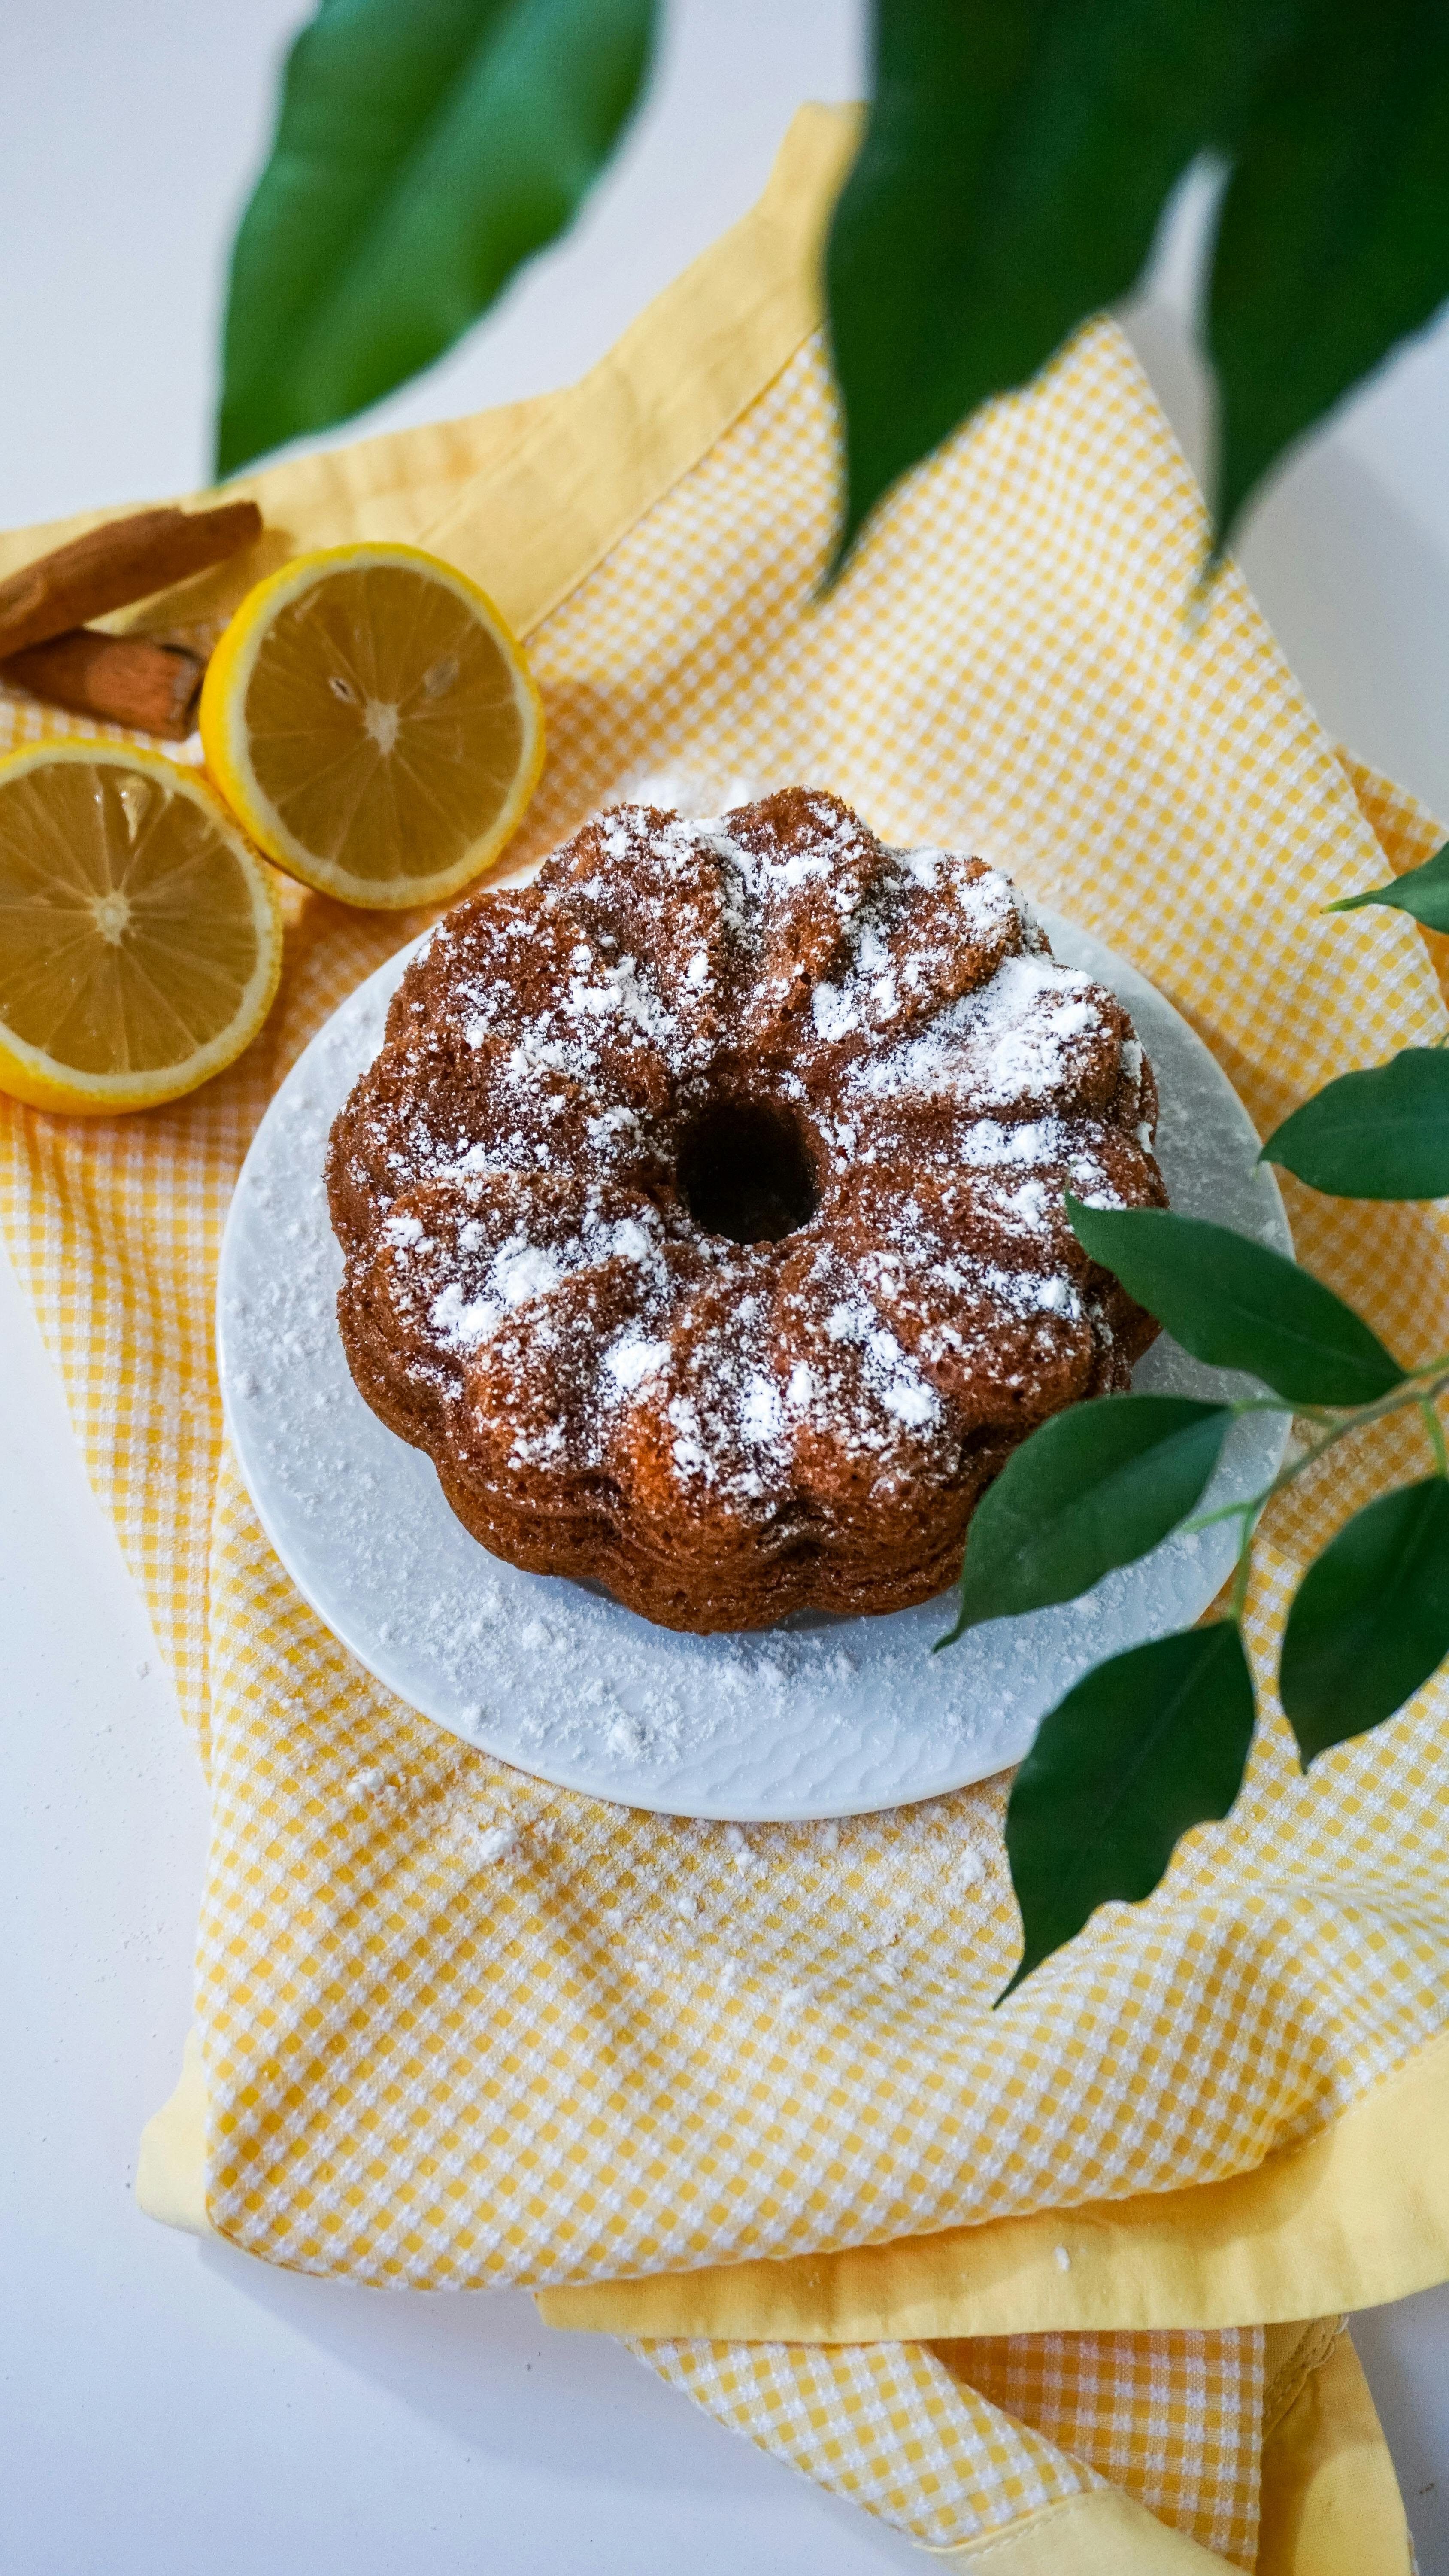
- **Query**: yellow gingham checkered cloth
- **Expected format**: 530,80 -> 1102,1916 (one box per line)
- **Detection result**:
1,106 -> 1442,2571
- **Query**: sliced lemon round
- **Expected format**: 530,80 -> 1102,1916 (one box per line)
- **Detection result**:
199,541 -> 544,909
0,741 -> 283,1116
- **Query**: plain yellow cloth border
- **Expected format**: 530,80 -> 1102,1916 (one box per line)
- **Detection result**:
136,2028 -> 209,2238
979,2324 -> 1410,2576
1257,2324 -> 1412,2576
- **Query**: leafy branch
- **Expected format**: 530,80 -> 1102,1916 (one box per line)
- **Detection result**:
1264,1045 -> 1449,1201
1258,839 -> 1449,1198
962,834 -> 1449,1998
959,1204 -> 1449,2000
220,1 -> 1449,583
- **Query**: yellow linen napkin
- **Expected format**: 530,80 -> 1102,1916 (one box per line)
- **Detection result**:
0,105 -> 1439,2569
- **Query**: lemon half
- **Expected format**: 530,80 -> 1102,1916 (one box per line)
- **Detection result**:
0,741 -> 283,1115
200,542 -> 544,909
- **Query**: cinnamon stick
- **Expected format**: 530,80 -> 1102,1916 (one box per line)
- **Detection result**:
0,499 -> 262,661
0,629 -> 206,740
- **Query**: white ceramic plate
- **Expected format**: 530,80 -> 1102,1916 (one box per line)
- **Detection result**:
218,913 -> 1289,1820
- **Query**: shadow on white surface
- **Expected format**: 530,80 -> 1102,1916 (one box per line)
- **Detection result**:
1240,445 -> 1449,829
183,2239 -> 907,2576
1355,2291 -> 1449,2576
193,2247 -> 755,2500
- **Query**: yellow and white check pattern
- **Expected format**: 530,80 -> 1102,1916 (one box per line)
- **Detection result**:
0,106 -> 1436,2570
636,2328 -> 1264,2562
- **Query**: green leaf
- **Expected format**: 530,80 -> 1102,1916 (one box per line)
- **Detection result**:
1279,1475 -> 1449,1765
940,1393 -> 1231,1644
1210,3 -> 1449,556
217,0 -> 657,475
1262,1051 -> 1449,1200
1067,1197 -> 1404,1406
1001,1622 -> 1255,1996
824,0 -> 1263,565
1326,840 -> 1449,935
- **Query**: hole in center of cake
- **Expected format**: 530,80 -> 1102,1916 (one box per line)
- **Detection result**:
676,1097 -> 819,1245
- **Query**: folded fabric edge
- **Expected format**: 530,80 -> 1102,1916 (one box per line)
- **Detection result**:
914,2485 -> 1261,2570
135,2026 -> 209,2238
537,2022 -> 1449,2341
1263,2316 -> 1343,2437
140,2016 -> 1449,2354
420,100 -> 862,640
1256,2324 -> 1412,2576
910,2339 -> 1411,2576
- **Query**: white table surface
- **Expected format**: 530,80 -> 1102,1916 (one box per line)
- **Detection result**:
2,7 -> 1447,2569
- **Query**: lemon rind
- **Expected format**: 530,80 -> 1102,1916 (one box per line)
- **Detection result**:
200,542 -> 545,911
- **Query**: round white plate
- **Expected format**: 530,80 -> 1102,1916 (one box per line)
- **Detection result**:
218,913 -> 1289,1820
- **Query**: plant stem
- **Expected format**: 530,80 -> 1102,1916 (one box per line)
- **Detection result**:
1184,1366 -> 1449,1538
1422,1395 -> 1449,1479
1221,1349 -> 1449,1428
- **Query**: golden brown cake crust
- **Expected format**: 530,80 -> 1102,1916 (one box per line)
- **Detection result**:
326,790 -> 1165,1631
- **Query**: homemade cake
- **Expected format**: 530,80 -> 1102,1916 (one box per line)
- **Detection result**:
327,790 -> 1165,1631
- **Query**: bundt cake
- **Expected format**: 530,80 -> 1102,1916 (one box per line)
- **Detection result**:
326,790 -> 1166,1632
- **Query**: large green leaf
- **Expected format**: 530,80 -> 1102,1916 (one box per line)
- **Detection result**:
1326,840 -> 1449,935
1262,1052 -> 1449,1200
940,1393 -> 1231,1644
1279,1476 -> 1449,1765
1001,1622 -> 1255,1996
824,0 -> 1263,564
217,0 -> 657,475
1210,2 -> 1449,553
1067,1198 -> 1404,1406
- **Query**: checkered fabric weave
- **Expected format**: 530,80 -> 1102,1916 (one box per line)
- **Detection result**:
1,294 -> 1442,2562
632,2327 -> 1264,2562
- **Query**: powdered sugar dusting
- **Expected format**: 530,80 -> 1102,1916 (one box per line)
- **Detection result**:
327,791 -> 1167,1630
